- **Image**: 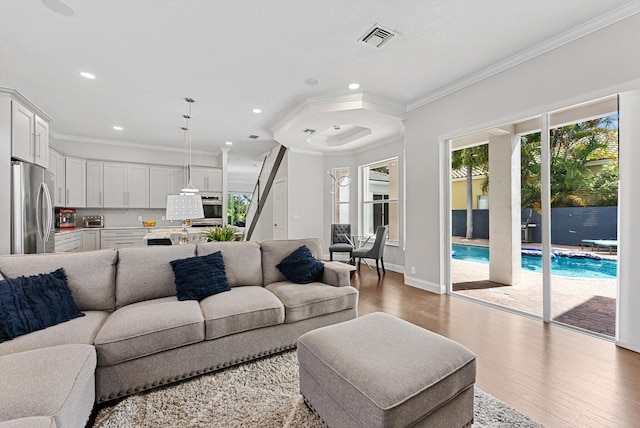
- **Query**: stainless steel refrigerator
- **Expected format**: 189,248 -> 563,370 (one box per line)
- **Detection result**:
11,161 -> 55,254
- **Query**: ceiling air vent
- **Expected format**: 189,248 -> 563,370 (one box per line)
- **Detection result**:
303,128 -> 316,134
248,134 -> 260,139
359,24 -> 397,48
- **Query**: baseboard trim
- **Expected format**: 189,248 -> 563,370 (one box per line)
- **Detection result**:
404,276 -> 445,294
616,340 -> 640,353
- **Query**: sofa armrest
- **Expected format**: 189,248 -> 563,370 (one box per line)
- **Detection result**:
322,261 -> 355,287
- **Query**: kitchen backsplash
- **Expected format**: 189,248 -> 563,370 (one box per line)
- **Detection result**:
74,208 -> 181,228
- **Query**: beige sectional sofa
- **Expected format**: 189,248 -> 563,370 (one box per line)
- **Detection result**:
0,238 -> 358,427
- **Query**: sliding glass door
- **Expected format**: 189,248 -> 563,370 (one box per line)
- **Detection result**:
449,96 -> 619,338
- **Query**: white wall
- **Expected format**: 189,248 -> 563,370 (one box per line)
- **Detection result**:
287,151 -> 324,240
404,14 -> 640,349
617,89 -> 640,353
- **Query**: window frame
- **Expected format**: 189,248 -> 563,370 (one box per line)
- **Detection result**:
360,157 -> 399,244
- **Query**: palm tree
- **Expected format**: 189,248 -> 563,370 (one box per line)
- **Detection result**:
520,116 -> 617,209
451,145 -> 489,239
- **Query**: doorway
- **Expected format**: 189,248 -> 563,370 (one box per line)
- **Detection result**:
449,95 -> 619,338
273,177 -> 287,239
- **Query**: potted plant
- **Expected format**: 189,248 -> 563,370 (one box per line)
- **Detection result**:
206,225 -> 239,242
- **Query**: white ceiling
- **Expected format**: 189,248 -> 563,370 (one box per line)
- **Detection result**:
1,0 -> 637,180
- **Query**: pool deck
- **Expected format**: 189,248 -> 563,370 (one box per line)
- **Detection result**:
451,237 -> 616,337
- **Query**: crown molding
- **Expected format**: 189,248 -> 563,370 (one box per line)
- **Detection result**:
50,132 -> 219,156
406,2 -> 640,112
0,86 -> 54,122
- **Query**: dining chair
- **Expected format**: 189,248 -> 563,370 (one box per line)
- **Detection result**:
352,225 -> 388,278
329,224 -> 353,262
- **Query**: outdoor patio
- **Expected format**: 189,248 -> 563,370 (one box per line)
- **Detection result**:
451,237 -> 617,337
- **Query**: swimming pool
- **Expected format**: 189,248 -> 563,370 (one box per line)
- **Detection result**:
452,244 -> 617,279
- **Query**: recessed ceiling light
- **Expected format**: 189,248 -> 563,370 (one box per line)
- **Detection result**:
252,108 -> 262,114
80,72 -> 96,79
348,83 -> 360,90
305,78 -> 319,87
225,141 -> 233,146
112,126 -> 123,131
42,0 -> 75,17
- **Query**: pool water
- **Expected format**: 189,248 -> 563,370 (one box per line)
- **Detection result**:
452,244 -> 617,279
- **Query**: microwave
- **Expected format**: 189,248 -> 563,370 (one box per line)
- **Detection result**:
191,196 -> 223,226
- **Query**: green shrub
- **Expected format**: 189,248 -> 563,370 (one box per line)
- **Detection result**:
206,226 -> 238,242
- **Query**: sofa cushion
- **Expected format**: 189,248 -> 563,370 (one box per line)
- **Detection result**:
276,245 -> 324,284
116,245 -> 196,308
0,344 -> 96,427
197,241 -> 263,287
0,417 -> 55,428
0,249 -> 117,311
0,269 -> 85,343
265,281 -> 358,323
0,311 -> 108,357
261,238 -> 324,286
94,296 -> 204,366
200,286 -> 285,340
170,251 -> 230,301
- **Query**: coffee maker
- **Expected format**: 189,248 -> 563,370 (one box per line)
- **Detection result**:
55,208 -> 76,229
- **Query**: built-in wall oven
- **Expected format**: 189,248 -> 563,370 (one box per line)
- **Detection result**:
191,196 -> 223,226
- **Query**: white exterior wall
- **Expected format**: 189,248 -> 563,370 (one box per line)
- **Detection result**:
404,14 -> 640,347
488,133 -> 521,285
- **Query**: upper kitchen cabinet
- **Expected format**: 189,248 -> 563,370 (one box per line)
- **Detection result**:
103,162 -> 149,208
49,149 -> 66,207
149,166 -> 183,208
10,98 -> 52,169
86,161 -> 104,208
65,157 -> 86,208
191,167 -> 222,193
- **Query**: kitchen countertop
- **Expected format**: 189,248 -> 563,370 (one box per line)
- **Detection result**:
55,226 -> 216,235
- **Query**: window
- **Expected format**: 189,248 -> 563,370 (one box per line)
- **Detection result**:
227,193 -> 252,227
332,167 -> 350,224
361,158 -> 399,242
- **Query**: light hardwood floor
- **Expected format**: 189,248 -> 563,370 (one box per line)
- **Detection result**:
350,268 -> 640,428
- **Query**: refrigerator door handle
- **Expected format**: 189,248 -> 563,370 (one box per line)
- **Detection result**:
36,183 -> 45,243
42,183 -> 54,243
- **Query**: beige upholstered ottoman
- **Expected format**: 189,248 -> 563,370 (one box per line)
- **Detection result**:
297,312 -> 476,428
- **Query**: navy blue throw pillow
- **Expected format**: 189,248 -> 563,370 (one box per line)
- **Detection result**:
276,245 -> 324,284
170,251 -> 231,301
0,268 -> 85,343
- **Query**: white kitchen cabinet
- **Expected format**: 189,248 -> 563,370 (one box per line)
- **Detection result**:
190,167 -> 222,192
83,230 -> 101,251
128,164 -> 149,207
86,161 -> 104,207
34,115 -> 49,168
103,162 -> 149,208
65,157 -> 86,208
11,100 -> 50,168
170,167 -> 186,194
100,229 -> 147,249
11,100 -> 35,163
150,166 -> 183,208
50,149 -> 66,207
54,231 -> 83,253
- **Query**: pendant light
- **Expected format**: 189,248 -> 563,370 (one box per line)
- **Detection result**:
181,97 -> 199,194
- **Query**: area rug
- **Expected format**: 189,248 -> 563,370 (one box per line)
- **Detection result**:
93,351 -> 543,428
